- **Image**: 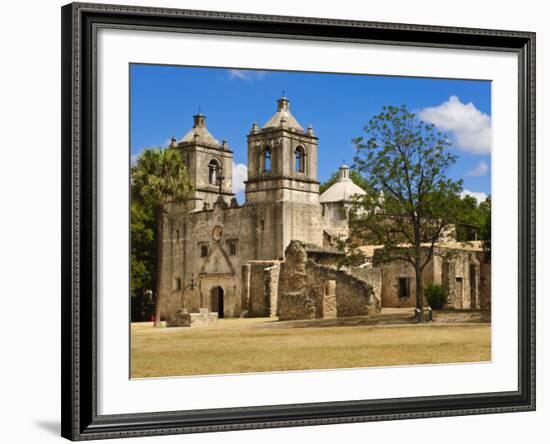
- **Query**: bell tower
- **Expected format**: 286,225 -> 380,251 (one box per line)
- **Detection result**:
245,97 -> 323,258
245,96 -> 319,203
173,113 -> 234,211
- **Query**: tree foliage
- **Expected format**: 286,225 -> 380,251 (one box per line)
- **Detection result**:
130,198 -> 156,321
131,147 -> 192,325
131,148 -> 192,208
349,105 -> 464,314
424,284 -> 447,310
455,194 -> 491,247
478,196 -> 491,258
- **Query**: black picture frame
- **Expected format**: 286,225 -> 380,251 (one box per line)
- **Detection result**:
61,2 -> 536,440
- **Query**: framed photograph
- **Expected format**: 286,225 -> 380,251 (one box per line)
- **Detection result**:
61,2 -> 535,440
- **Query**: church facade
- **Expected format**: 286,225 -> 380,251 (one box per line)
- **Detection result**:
157,97 -> 489,325
158,97 -> 330,323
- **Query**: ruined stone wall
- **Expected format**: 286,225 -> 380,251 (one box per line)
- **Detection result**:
477,251 -> 491,310
375,247 -> 487,310
266,263 -> 281,317
277,241 -> 313,320
321,280 -> 337,319
277,291 -> 317,320
306,250 -> 343,267
347,266 -> 382,308
306,261 -> 377,317
442,251 -> 480,310
277,241 -> 378,320
245,260 -> 280,317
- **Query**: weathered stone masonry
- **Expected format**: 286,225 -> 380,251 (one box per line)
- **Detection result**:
157,97 -> 490,325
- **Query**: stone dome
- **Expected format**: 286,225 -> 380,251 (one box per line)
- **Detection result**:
319,164 -> 366,203
262,97 -> 304,132
179,113 -> 220,147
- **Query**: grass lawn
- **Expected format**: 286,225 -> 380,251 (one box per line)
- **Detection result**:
131,316 -> 491,378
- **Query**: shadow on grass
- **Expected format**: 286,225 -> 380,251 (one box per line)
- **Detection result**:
255,309 -> 491,330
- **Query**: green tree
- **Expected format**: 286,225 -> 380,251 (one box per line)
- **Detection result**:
478,196 -> 491,257
130,199 -> 156,321
350,105 -> 463,320
454,194 -> 491,243
320,169 -> 370,194
131,148 -> 192,326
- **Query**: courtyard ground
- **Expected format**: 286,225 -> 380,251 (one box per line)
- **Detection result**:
131,308 -> 491,378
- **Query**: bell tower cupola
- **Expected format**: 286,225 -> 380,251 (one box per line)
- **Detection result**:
173,112 -> 234,211
244,96 -> 323,258
245,96 -> 319,203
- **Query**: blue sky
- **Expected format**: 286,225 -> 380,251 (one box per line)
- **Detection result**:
130,64 -> 491,203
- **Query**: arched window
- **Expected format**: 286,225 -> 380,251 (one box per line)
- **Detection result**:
208,159 -> 220,185
263,147 -> 271,173
295,146 -> 305,173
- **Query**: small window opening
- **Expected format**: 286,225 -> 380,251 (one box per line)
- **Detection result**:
295,146 -> 305,173
228,241 -> 237,256
398,277 -> 411,298
263,148 -> 271,172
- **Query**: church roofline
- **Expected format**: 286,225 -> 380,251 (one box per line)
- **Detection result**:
193,187 -> 235,196
244,176 -> 320,185
176,141 -> 234,154
247,127 -> 318,140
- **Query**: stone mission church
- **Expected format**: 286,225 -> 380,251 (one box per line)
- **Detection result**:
158,97 -> 490,325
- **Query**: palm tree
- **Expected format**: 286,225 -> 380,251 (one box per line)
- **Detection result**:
131,147 -> 192,327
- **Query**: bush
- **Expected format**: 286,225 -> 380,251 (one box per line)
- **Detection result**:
425,284 -> 447,310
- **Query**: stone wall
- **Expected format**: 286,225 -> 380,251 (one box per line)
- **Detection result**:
374,247 -> 490,310
245,260 -> 280,317
347,266 -> 382,308
159,197 -> 301,322
278,240 -> 314,320
277,291 -> 317,320
477,251 -> 491,309
306,261 -> 378,317
442,251 -> 481,309
322,280 -> 337,319
172,308 -> 218,327
278,241 -> 378,320
375,256 -> 433,308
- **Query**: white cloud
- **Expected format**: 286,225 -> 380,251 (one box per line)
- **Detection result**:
461,189 -> 488,204
232,162 -> 248,194
465,160 -> 489,177
418,95 -> 491,154
227,69 -> 267,82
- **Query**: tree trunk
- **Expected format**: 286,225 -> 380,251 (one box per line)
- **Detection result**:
415,267 -> 424,322
153,205 -> 164,327
413,221 -> 424,322
414,253 -> 424,322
